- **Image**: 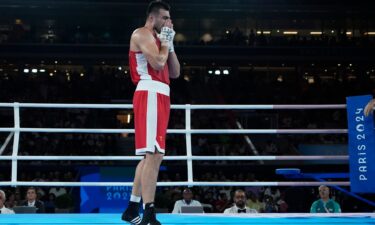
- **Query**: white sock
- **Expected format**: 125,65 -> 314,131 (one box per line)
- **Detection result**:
130,194 -> 141,203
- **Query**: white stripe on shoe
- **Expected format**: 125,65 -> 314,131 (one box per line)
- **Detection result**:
130,216 -> 141,224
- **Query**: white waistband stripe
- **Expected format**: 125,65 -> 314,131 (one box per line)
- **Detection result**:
136,80 -> 170,96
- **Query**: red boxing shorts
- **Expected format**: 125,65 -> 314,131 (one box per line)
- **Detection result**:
133,80 -> 170,155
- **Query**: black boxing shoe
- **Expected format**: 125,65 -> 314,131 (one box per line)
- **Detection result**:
122,201 -> 141,225
139,203 -> 162,225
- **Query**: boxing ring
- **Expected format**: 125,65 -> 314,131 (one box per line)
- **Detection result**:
0,102 -> 374,225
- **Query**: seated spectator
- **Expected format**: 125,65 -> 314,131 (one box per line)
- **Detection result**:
172,188 -> 202,213
263,195 -> 278,212
0,190 -> 15,214
167,191 -> 181,213
310,185 -> 341,213
224,189 -> 257,214
246,191 -> 264,213
44,193 -> 56,213
19,187 -> 45,213
200,191 -> 215,212
5,192 -> 18,209
276,192 -> 289,213
264,187 -> 280,201
214,193 -> 231,213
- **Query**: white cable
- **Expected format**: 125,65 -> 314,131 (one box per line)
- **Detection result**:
0,103 -> 347,110
0,181 -> 350,187
0,128 -> 348,134
0,155 -> 349,161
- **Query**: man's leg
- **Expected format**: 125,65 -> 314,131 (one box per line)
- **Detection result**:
132,159 -> 145,197
122,159 -> 145,225
139,152 -> 163,225
141,152 -> 163,202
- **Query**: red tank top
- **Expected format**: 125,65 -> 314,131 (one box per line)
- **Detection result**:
129,32 -> 170,85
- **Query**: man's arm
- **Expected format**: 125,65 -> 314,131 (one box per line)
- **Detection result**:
190,200 -> 202,207
223,207 -> 231,214
8,208 -> 15,214
168,52 -> 180,79
172,201 -> 180,213
334,202 -> 341,213
162,21 -> 180,78
364,99 -> 375,117
310,201 -> 317,213
132,29 -> 169,71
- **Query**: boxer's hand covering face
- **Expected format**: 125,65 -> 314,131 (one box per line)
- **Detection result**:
157,27 -> 174,45
157,26 -> 175,52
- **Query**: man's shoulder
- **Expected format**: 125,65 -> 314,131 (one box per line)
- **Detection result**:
311,199 -> 321,206
130,28 -> 155,50
223,207 -> 233,213
6,207 -> 15,213
2,207 -> 15,214
329,199 -> 340,205
132,27 -> 153,39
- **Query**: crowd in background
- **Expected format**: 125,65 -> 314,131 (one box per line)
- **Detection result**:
1,169 -> 373,213
1,19 -> 375,48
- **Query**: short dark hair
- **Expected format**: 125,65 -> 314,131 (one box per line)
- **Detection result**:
234,189 -> 246,198
183,188 -> 192,194
27,187 -> 37,193
235,189 -> 245,195
147,1 -> 170,17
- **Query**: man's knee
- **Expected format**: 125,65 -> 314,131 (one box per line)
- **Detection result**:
145,152 -> 164,163
154,153 -> 164,164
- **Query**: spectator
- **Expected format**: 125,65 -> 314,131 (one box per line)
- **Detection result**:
276,192 -> 289,213
201,191 -> 216,211
168,191 -> 181,213
224,189 -> 257,214
5,192 -> 18,209
264,187 -> 281,201
172,188 -> 202,213
263,195 -> 278,213
14,190 -> 22,206
246,191 -> 264,213
19,187 -> 45,213
0,190 -> 15,214
44,193 -> 56,213
310,185 -> 341,213
214,193 -> 231,213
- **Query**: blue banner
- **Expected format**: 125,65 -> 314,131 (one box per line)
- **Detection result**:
79,166 -> 167,213
79,167 -> 135,213
346,95 -> 375,193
